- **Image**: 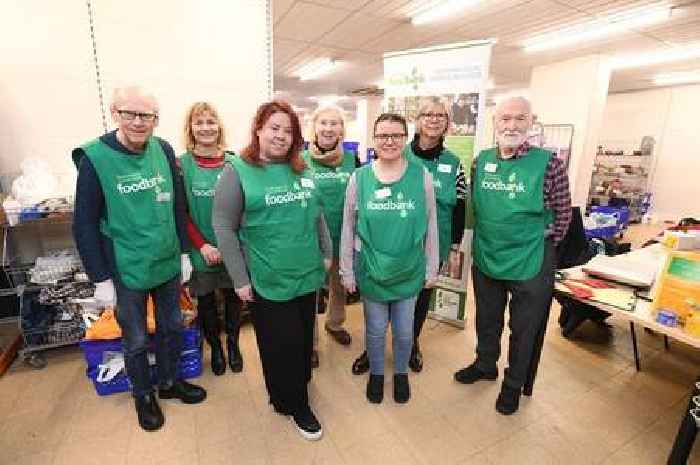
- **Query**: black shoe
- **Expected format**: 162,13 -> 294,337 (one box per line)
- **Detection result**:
159,380 -> 207,404
393,374 -> 410,403
291,408 -> 323,441
209,339 -> 226,376
134,393 -> 164,432
352,351 -> 369,375
311,350 -> 319,369
325,326 -> 352,345
495,384 -> 521,415
227,336 -> 243,373
454,362 -> 498,384
366,374 -> 384,404
408,345 -> 423,373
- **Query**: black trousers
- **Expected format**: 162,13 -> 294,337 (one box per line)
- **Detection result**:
473,241 -> 555,390
413,287 -> 432,346
250,290 -> 316,415
198,289 -> 242,344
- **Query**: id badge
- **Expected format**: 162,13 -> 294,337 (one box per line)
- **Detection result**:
375,187 -> 391,199
484,163 -> 498,173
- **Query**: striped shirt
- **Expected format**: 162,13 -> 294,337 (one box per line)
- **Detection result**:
471,142 -> 572,244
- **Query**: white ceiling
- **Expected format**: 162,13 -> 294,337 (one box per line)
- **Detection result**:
272,0 -> 700,108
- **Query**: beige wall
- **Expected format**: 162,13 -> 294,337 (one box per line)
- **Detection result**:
530,55 -> 611,207
601,84 -> 700,221
1,1 -> 271,196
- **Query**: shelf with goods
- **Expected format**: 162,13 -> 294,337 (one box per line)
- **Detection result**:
587,137 -> 655,224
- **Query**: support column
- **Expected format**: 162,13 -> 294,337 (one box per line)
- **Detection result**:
356,96 -> 383,163
529,55 -> 611,207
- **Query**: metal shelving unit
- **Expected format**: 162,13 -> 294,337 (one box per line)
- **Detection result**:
1,210 -> 91,368
587,139 -> 655,223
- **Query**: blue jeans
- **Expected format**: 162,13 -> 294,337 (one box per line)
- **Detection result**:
363,295 -> 417,375
114,275 -> 183,397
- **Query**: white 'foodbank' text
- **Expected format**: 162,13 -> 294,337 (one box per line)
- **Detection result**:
117,175 -> 166,194
265,191 -> 312,206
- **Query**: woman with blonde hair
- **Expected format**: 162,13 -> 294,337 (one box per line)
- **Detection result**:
180,102 -> 243,375
303,105 -> 357,367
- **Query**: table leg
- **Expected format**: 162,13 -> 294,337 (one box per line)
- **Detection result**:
630,322 -> 641,371
667,380 -> 699,465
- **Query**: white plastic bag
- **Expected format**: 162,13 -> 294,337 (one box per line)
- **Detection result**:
11,158 -> 59,207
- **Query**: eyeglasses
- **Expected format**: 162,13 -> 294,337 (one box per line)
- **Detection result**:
374,133 -> 407,143
420,112 -> 448,120
117,110 -> 158,122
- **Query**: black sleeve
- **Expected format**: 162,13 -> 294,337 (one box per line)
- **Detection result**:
451,199 -> 466,244
72,152 -> 112,283
159,139 -> 191,252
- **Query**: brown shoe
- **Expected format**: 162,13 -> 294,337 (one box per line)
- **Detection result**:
325,326 -> 352,346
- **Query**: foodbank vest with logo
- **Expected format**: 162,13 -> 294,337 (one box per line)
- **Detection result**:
473,147 -> 554,281
355,161 -> 427,302
233,157 -> 325,302
82,137 -> 180,290
302,149 -> 355,258
180,151 -> 235,273
403,145 -> 460,263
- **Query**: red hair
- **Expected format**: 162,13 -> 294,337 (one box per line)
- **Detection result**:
240,100 -> 306,173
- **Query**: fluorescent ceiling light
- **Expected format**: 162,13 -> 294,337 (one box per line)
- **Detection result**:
309,95 -> 347,105
295,58 -> 338,81
522,4 -> 671,53
411,0 -> 481,26
610,43 -> 700,69
653,70 -> 700,86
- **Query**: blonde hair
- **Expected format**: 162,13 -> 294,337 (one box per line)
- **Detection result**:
307,105 -> 346,144
183,102 -> 227,151
415,96 -> 449,136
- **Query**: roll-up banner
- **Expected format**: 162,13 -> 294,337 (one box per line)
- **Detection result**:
383,40 -> 494,328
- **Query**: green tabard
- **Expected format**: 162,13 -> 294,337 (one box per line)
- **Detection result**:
302,149 -> 355,258
180,152 -> 235,273
403,145 -> 459,263
232,157 -> 325,302
355,161 -> 427,302
472,147 -> 554,281
82,137 -> 180,290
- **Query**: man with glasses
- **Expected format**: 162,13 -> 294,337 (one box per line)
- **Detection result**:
454,96 -> 571,415
73,86 -> 206,432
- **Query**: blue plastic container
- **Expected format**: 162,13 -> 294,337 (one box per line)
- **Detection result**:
342,141 -> 359,156
590,206 -> 630,232
584,225 -> 618,240
80,327 -> 202,396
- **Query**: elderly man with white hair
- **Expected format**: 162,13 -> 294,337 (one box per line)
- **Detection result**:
73,86 -> 206,432
454,96 -> 571,415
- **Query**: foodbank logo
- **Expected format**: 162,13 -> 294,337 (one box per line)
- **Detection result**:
386,66 -> 425,92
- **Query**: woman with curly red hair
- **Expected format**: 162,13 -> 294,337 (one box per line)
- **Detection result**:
213,100 -> 331,441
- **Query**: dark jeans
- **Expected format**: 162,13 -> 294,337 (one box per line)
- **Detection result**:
114,275 -> 183,397
473,241 -> 555,390
197,289 -> 242,344
250,290 -> 316,416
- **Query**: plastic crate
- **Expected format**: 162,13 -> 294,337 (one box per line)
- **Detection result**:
590,206 -> 630,232
585,225 -> 618,240
80,327 -> 202,396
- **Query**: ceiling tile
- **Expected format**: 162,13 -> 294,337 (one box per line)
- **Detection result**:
275,2 -> 351,42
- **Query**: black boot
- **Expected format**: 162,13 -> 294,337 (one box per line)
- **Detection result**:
209,338 -> 226,376
408,341 -> 423,373
134,393 -> 164,431
227,335 -> 243,373
366,374 -> 384,403
352,351 -> 369,375
393,374 -> 410,403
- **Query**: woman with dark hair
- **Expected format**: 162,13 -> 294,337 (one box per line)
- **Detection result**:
179,101 -> 243,376
340,113 -> 438,404
213,100 -> 332,440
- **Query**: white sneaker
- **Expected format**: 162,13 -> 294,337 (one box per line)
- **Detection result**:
291,409 -> 323,441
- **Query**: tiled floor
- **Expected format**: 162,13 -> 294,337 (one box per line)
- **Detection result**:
1,226 -> 699,464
